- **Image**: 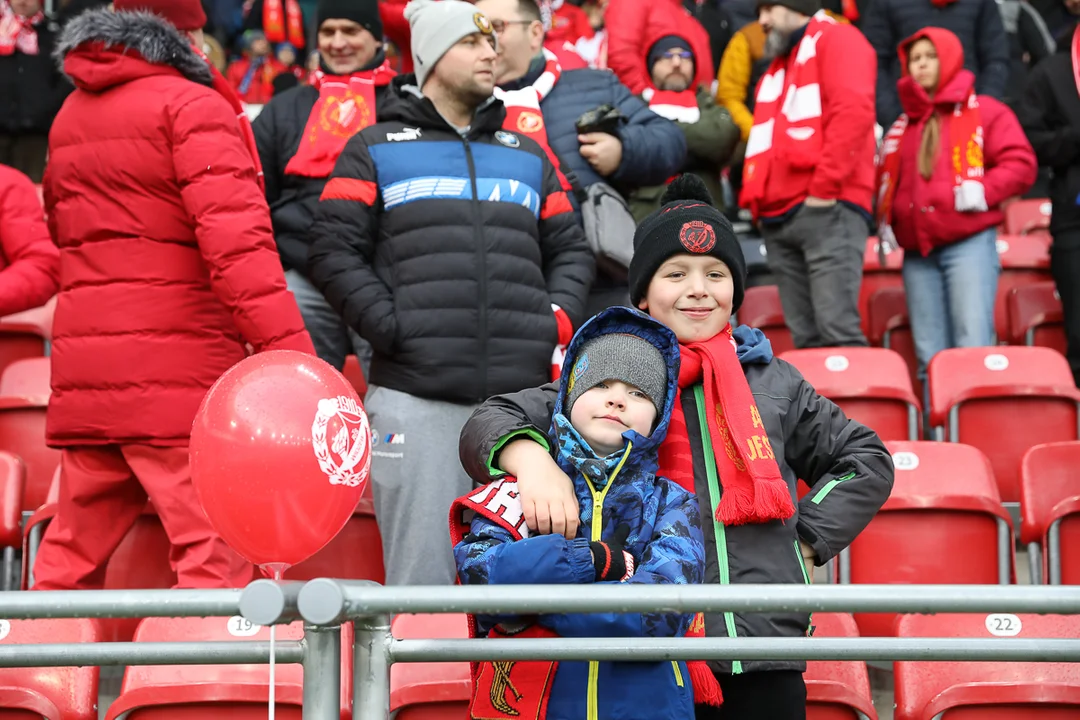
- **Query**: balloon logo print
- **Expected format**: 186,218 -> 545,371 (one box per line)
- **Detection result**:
312,395 -> 370,487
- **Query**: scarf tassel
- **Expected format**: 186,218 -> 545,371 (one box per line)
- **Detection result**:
716,476 -> 794,526
689,661 -> 723,706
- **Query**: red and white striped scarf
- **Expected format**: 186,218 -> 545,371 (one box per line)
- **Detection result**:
646,89 -> 700,124
0,1 -> 43,56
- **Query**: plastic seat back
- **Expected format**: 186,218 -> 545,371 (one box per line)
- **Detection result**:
1003,198 -> 1052,236
1006,281 -> 1065,352
895,613 -> 1080,720
927,346 -> 1080,502
106,617 -> 352,720
287,490 -> 384,582
0,452 -> 24,551
846,442 -> 1011,637
391,613 -> 471,719
738,285 -> 794,356
0,618 -> 100,720
780,347 -> 920,441
805,613 -> 878,719
1020,441 -> 1080,584
866,286 -> 920,397
859,238 -> 903,339
994,234 -> 1052,341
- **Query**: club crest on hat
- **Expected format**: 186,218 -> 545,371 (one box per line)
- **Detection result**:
473,12 -> 493,33
567,352 -> 589,394
517,111 -> 544,134
494,130 -> 520,148
679,220 -> 716,253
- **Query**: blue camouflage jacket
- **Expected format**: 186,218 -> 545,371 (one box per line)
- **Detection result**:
453,307 -> 705,720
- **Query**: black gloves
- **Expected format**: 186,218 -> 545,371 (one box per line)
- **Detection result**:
590,524 -> 636,582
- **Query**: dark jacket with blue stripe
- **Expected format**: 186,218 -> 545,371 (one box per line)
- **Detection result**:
307,76 -> 594,403
459,323 -> 894,674
454,308 -> 702,720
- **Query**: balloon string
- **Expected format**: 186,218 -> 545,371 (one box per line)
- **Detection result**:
269,623 -> 276,720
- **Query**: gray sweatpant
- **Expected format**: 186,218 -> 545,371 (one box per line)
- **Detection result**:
285,269 -> 372,373
363,384 -> 478,586
761,203 -> 869,348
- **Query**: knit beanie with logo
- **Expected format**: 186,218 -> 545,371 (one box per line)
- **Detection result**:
317,0 -> 384,41
404,0 -> 497,88
565,333 -> 668,420
627,174 -> 747,312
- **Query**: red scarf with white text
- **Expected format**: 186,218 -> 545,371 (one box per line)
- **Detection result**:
264,0 -> 305,48
0,1 -> 42,56
285,63 -> 397,178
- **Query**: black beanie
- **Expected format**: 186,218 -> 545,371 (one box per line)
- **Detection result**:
757,0 -> 822,17
647,35 -> 694,70
627,175 -> 747,312
318,0 -> 383,39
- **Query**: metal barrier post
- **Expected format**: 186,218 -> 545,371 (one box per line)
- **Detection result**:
353,614 -> 391,720
302,624 -> 341,720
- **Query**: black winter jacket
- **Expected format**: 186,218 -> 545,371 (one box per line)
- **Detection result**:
308,77 -> 595,403
1019,47 -> 1080,234
863,0 -> 1010,126
0,18 -> 71,136
253,64 -> 393,275
458,343 -> 894,674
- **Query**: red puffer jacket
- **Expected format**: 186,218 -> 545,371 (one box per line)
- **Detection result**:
0,164 -> 58,317
889,28 -> 1037,256
44,8 -> 314,447
605,0 -> 713,95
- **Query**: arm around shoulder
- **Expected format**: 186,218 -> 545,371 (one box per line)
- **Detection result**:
459,382 -> 560,484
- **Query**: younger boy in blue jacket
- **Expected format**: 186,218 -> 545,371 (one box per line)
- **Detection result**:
450,306 -> 707,720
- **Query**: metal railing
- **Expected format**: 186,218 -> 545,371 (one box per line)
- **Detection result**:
0,581 -> 1078,720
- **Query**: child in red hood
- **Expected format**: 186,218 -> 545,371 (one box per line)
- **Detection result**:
875,27 -> 1036,381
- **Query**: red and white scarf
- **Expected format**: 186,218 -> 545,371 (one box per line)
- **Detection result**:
285,62 -> 397,178
875,82 -> 985,241
0,1 -> 43,56
740,10 -> 836,219
647,90 -> 700,124
262,0 -> 305,48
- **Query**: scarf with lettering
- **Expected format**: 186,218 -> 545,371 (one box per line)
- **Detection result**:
659,326 -> 794,525
285,61 -> 397,178
263,0 -> 305,48
0,1 -> 42,56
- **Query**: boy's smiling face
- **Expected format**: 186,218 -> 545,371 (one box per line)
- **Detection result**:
637,255 -> 735,343
569,380 -> 657,457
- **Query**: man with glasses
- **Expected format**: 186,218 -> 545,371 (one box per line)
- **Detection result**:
476,0 -> 686,312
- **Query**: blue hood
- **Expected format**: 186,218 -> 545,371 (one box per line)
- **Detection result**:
733,323 -> 774,366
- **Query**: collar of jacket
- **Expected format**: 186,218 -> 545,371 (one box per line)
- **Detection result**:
54,7 -> 211,86
380,74 -> 506,134
318,47 -> 389,77
497,53 -> 548,93
782,22 -> 808,57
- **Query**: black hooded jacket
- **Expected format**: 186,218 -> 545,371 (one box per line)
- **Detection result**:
307,76 -> 594,403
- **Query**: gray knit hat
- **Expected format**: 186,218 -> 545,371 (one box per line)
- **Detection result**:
566,334 -> 668,419
404,0 -> 497,89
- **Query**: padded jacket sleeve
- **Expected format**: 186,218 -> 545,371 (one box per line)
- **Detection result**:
778,360 -> 894,564
538,157 -> 595,328
861,0 -> 901,127
974,0 -> 1009,100
0,169 -> 58,317
307,133 -> 398,354
606,79 -> 688,187
1018,63 -> 1080,169
459,382 -> 560,485
604,0 -> 653,94
716,29 -> 755,141
980,97 -> 1038,208
172,92 -> 314,355
252,101 -> 282,206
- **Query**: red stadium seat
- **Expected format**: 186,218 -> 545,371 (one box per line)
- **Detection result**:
1020,441 -> 1080,584
0,618 -> 100,719
21,465 -> 59,589
0,356 -> 57,511
1003,198 -> 1052,236
738,285 -> 794,356
895,613 -> 1080,719
1006,281 -> 1066,353
805,613 -> 878,720
865,286 -> 920,401
105,617 -> 352,720
342,355 -> 368,397
390,613 -> 471,719
0,358 -> 50,398
780,348 -> 920,441
0,300 -> 52,384
927,346 -> 1080,502
0,452 -> 24,590
844,441 -> 1011,637
286,489 -> 384,582
859,238 -> 904,339
994,234 -> 1052,342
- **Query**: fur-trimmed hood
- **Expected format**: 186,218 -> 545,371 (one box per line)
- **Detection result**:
56,7 -> 212,90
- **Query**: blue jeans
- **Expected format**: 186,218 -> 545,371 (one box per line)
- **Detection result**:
902,228 -> 1000,379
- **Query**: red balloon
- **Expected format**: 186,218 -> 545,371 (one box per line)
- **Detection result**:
190,350 -> 370,570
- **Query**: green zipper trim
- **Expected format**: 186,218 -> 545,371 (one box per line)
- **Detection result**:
810,472 -> 856,505
694,385 -> 743,675
486,428 -> 551,478
794,541 -> 814,636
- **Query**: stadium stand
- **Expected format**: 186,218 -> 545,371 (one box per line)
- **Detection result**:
0,299 -> 52,384
390,613 -> 471,719
286,488 -> 384,583
1002,198 -> 1052,238
0,357 -> 56,510
804,613 -> 879,720
0,618 -> 101,719
859,238 -> 903,340
737,285 -> 794,356
1005,282 -> 1066,353
865,286 -> 920,402
0,452 -> 23,590
994,234 -> 1052,342
1021,441 -> 1080,585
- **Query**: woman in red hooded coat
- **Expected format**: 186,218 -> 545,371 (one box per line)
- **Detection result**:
875,27 -> 1036,381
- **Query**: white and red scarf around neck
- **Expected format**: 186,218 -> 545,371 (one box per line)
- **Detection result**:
740,10 -> 836,218
493,48 -> 572,190
0,1 -> 43,56
647,90 -> 700,123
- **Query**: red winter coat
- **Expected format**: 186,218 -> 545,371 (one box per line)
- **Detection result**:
44,8 -> 313,447
380,0 -> 414,73
0,165 -> 58,317
888,28 -> 1037,256
605,0 -> 713,94
548,3 -> 594,46
226,56 -> 287,105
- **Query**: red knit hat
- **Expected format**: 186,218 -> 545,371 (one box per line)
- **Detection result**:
114,0 -> 208,31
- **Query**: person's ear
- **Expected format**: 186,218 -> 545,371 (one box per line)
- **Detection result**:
637,299 -> 649,312
530,19 -> 545,48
